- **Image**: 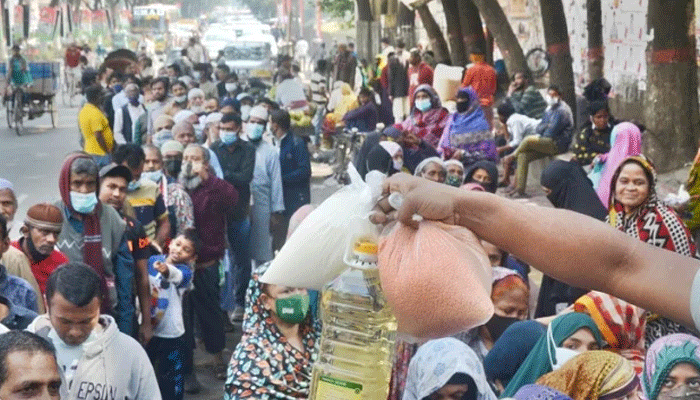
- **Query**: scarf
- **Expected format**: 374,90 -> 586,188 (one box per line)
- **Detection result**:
502,313 -> 604,397
537,351 -> 638,400
465,161 -> 499,193
403,337 -> 498,400
58,154 -> 108,310
440,87 -> 495,162
228,262 -> 319,399
643,334 -> 700,400
484,321 -> 546,387
593,122 -> 642,207
541,160 -> 607,221
400,84 -> 450,148
513,384 -> 573,400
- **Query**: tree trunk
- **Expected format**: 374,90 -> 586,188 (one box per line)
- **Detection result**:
586,0 -> 603,81
539,0 -> 576,117
355,0 -> 373,61
415,4 -> 450,64
441,0 -> 467,66
397,3 -> 415,49
457,0 -> 486,61
470,0 -> 527,77
643,0 -> 699,172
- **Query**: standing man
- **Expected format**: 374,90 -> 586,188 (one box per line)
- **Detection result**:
186,36 -> 208,64
268,110 -> 311,250
387,53 -> 410,123
172,121 -> 225,178
461,48 -> 497,128
407,49 -> 434,102
147,77 -> 170,139
246,106 -> 284,266
211,113 -> 255,320
0,331 -> 61,400
506,71 -> 548,119
27,263 -> 161,400
113,83 -> 147,144
215,64 -> 231,100
334,43 -> 357,88
79,85 -> 114,168
54,153 -> 134,335
0,214 -> 40,314
180,144 -> 237,382
13,203 -> 68,295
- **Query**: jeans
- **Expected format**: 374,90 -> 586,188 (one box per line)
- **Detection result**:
146,336 -> 186,400
225,218 -> 251,310
513,136 -> 559,193
90,154 -> 112,170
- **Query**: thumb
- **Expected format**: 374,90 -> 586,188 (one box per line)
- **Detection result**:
396,192 -> 420,229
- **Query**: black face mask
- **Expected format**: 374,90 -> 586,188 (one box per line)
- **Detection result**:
25,235 -> 50,263
484,314 -> 520,342
164,158 -> 182,178
456,101 -> 469,113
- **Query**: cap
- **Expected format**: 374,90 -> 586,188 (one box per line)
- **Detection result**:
0,178 -> 13,191
160,140 -> 184,155
24,203 -> 63,231
98,163 -> 133,182
249,105 -> 268,121
204,112 -> 223,125
236,92 -> 253,102
173,110 -> 196,125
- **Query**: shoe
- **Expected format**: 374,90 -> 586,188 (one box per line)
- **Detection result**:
184,373 -> 202,394
230,306 -> 245,323
215,363 -> 228,380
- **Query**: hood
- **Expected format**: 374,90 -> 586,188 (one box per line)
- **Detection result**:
27,314 -> 118,358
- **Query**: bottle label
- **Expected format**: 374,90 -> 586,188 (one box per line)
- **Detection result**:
315,375 -> 363,399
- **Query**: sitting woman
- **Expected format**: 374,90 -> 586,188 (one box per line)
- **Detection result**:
607,155 -> 697,346
571,100 -> 613,166
414,157 -> 446,183
643,334 -> 700,400
399,84 -> 450,149
445,159 -> 466,187
225,263 -> 319,399
502,312 -> 604,397
342,86 -> 378,132
465,161 -> 499,194
537,351 -> 641,400
590,122 -> 642,207
403,337 -> 498,400
438,87 -> 498,168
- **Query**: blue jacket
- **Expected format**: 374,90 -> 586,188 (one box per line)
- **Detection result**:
535,102 -> 573,153
279,133 -> 311,217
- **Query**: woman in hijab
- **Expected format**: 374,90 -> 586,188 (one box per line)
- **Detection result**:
607,155 -> 697,346
225,263 -> 319,399
366,141 -> 404,175
571,100 -> 613,166
445,159 -> 466,187
643,334 -> 700,400
465,161 -> 499,194
513,384 -> 574,400
414,157 -> 446,183
438,87 -> 498,167
573,291 -> 647,375
502,312 -> 604,397
537,351 -> 640,400
590,122 -> 642,207
403,338 -> 498,400
399,84 -> 450,149
484,321 -> 547,394
536,160 -> 606,317
342,86 -> 378,132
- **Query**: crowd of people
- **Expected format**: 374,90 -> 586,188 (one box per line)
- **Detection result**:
3,32 -> 700,400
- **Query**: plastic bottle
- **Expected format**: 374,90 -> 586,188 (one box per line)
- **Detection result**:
309,239 -> 397,400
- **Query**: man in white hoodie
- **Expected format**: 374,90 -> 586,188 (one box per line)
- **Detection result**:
27,262 -> 161,400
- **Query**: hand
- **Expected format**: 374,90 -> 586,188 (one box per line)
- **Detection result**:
139,322 -> 153,345
507,82 -> 518,96
154,261 -> 168,274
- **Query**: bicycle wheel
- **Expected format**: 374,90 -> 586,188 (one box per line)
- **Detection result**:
13,90 -> 22,136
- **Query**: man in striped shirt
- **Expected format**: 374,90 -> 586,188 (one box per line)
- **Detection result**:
506,72 -> 547,120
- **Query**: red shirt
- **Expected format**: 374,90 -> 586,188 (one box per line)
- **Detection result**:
408,62 -> 434,100
65,47 -> 81,68
461,62 -> 497,106
11,241 -> 68,294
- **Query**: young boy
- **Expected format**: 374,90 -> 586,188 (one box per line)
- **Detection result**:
145,230 -> 197,400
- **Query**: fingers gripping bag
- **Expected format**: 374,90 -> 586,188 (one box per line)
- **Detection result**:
378,220 -> 494,338
261,165 -> 384,290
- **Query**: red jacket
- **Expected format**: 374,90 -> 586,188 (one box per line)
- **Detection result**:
408,62 -> 434,100
462,62 -> 497,106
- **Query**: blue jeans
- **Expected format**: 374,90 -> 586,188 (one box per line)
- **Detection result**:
90,154 -> 111,169
223,218 -> 251,310
146,336 -> 186,400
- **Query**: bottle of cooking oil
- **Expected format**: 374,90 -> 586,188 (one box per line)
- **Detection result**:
309,239 -> 397,400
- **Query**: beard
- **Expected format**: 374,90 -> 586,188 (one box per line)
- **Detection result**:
178,162 -> 202,190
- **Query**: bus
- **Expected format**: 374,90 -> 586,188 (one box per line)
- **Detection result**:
132,4 -> 181,53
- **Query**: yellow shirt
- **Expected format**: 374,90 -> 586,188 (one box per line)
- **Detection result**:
79,103 -> 114,156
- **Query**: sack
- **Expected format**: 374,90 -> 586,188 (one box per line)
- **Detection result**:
261,165 -> 382,290
378,220 -> 494,338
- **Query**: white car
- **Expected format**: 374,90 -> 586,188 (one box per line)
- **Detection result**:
202,29 -> 232,60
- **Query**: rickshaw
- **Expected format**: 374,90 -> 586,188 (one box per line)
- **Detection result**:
0,61 -> 59,135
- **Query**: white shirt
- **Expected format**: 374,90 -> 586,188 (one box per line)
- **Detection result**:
48,326 -> 102,387
275,79 -> 307,109
113,103 -> 146,144
507,113 -> 541,148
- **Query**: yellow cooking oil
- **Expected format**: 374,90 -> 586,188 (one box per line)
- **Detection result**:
309,240 -> 397,400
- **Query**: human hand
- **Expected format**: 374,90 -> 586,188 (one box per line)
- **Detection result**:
154,261 -> 168,275
139,322 -> 153,345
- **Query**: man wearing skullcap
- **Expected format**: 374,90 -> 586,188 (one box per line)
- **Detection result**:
12,203 -> 68,295
0,214 -> 40,316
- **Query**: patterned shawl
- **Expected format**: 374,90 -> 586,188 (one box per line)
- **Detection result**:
536,351 -> 639,400
643,334 -> 700,400
400,84 -> 450,148
225,263 -> 320,399
438,87 -> 497,162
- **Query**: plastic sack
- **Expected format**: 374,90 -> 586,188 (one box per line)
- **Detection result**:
378,220 -> 494,338
261,165 -> 382,290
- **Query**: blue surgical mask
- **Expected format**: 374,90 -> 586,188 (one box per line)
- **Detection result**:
415,98 -> 432,112
112,84 -> 123,93
141,170 -> 163,183
127,180 -> 141,192
220,129 -> 238,145
70,191 -> 98,214
246,123 -> 264,141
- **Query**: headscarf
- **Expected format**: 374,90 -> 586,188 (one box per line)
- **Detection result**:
502,313 -> 604,397
484,321 -> 547,387
541,160 -> 607,221
438,87 -> 496,163
0,178 -> 13,191
491,266 -> 528,303
513,384 -> 573,400
594,122 -> 642,207
227,262 -> 320,399
536,351 -> 639,400
414,157 -> 444,177
400,84 -> 450,148
58,153 -> 109,311
465,161 -> 499,193
366,144 -> 394,175
574,291 -> 646,375
403,337 -> 498,400
643,334 -> 700,400
607,155 -> 696,257
380,141 -> 402,158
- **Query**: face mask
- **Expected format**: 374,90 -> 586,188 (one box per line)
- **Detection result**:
547,323 -> 579,370
225,83 -> 238,93
175,94 -> 187,103
546,96 -> 560,107
191,106 -> 205,115
164,158 -> 182,177
128,96 -> 139,106
70,191 -> 98,214
247,123 -> 265,141
112,84 -> 123,93
153,129 -> 173,148
240,105 -> 252,121
26,234 -> 50,262
127,180 -> 141,192
485,314 -> 519,342
445,174 -> 463,187
415,98 -> 431,112
659,385 -> 700,400
392,158 -> 403,171
193,71 -> 201,80
456,101 -> 469,113
220,129 -> 238,145
141,170 -> 163,183
193,123 -> 204,139
274,293 -> 310,324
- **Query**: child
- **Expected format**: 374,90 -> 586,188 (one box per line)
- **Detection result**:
145,230 -> 197,400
